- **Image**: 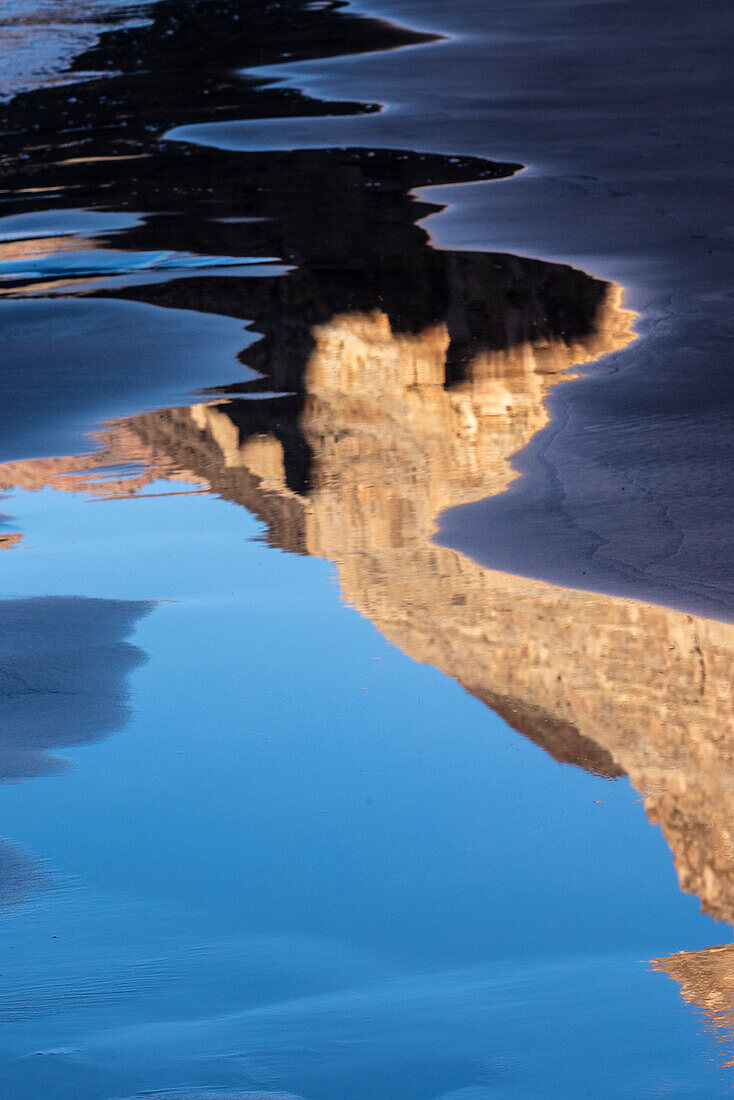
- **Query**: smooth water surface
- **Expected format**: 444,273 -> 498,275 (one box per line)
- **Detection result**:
1,0 -> 734,1095
0,482 -> 731,1097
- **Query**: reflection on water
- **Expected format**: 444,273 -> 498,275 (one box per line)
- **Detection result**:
0,840 -> 42,910
652,945 -> 734,1063
95,302 -> 734,931
1,0 -> 734,1080
5,241 -> 734,1035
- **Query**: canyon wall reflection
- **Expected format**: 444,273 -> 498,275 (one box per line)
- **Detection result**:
652,944 -> 734,1064
3,244 -> 734,1036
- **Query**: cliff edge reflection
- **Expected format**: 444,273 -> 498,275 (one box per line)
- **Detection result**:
4,207 -> 734,1042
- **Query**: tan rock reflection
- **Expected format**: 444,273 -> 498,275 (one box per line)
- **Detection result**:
652,945 -> 734,1060
0,235 -> 89,265
3,260 -> 734,1032
0,232 -> 95,295
103,296 -> 734,937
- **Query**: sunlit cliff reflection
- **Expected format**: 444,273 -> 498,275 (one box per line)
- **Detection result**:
652,945 -> 734,1063
5,251 -> 734,1033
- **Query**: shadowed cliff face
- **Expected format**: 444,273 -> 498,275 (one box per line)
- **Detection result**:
0,0 -> 519,471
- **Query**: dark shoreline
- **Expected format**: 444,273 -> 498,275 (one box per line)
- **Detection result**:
144,0 -> 734,625
0,0 -> 522,461
2,0 -> 734,627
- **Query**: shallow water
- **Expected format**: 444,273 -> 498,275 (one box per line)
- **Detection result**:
1,0 -> 734,1096
0,483 -> 732,1098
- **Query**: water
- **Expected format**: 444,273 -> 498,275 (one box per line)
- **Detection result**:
0,483 -> 731,1097
1,0 -> 733,1095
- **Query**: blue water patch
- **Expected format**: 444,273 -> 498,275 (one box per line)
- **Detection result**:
0,300 -> 260,463
0,483 -> 728,1097
0,210 -> 144,241
0,247 -> 279,283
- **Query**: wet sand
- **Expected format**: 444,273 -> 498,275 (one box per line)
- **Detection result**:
2,0 -> 733,617
166,0 -> 734,621
0,596 -> 150,782
0,0 -> 152,102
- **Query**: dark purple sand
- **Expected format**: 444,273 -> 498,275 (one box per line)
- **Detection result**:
173,0 -> 734,620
